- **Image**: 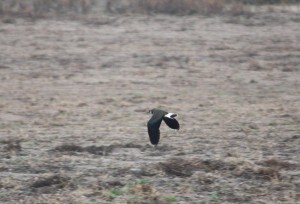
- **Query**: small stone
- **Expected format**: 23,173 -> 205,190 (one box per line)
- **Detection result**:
130,168 -> 144,175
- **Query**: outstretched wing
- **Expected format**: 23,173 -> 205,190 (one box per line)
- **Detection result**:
163,114 -> 180,130
147,115 -> 163,145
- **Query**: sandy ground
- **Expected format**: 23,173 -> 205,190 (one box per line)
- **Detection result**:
0,11 -> 300,203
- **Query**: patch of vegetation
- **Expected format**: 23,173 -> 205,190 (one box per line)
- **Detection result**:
210,191 -> 219,202
102,178 -> 162,202
108,187 -> 123,198
135,178 -> 149,185
165,194 -> 177,203
0,192 -> 6,198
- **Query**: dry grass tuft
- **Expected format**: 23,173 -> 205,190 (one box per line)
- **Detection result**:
53,143 -> 115,155
31,174 -> 75,194
84,145 -> 115,155
256,166 -> 281,180
158,158 -> 237,177
53,143 -> 144,156
203,159 -> 238,171
248,61 -> 266,71
130,184 -> 159,196
258,158 -> 300,170
31,174 -> 71,188
158,158 -> 201,177
227,2 -> 253,16
53,144 -> 84,152
235,164 -> 281,181
0,139 -> 22,152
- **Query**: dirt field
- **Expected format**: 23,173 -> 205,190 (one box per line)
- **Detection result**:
0,10 -> 300,204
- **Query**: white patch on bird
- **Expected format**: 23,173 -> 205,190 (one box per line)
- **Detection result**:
164,112 -> 177,119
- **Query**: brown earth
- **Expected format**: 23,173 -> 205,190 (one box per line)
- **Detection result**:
0,10 -> 300,204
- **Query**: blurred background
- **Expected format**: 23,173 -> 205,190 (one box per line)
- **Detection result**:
1,0 -> 300,17
0,0 -> 299,203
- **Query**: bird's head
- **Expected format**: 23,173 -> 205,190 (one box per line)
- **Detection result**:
148,109 -> 154,114
148,108 -> 167,115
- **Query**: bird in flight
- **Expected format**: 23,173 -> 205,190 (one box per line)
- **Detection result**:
147,108 -> 180,145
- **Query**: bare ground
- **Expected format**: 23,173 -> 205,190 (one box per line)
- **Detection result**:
0,11 -> 300,204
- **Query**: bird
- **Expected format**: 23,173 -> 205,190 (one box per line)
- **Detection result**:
147,108 -> 180,145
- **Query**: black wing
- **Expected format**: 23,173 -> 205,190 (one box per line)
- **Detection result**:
147,115 -> 163,145
163,117 -> 180,130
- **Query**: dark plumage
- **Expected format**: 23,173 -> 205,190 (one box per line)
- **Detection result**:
147,108 -> 180,145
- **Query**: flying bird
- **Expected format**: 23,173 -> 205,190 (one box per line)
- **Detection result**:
147,108 -> 180,145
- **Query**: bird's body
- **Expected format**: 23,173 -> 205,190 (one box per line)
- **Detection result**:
147,108 -> 180,145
